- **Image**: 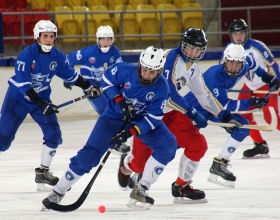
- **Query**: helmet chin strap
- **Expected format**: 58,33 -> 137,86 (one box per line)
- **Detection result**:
37,41 -> 53,53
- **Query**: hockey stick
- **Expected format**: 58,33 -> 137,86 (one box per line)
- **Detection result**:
231,109 -> 261,114
229,89 -> 279,94
57,93 -> 97,109
208,121 -> 272,131
268,106 -> 278,130
47,117 -> 130,212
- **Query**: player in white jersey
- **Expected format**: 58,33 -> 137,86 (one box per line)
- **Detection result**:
117,28 -> 242,204
227,19 -> 280,158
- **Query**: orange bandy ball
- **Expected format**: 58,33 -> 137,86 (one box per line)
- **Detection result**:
98,205 -> 106,213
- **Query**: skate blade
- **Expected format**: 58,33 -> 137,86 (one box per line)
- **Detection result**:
127,199 -> 152,210
173,197 -> 208,204
208,174 -> 235,188
242,154 -> 270,159
41,205 -> 47,211
37,183 -> 53,192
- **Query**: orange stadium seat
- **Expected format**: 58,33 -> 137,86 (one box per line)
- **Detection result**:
30,0 -> 48,9
80,19 -> 97,42
61,19 -> 80,43
54,6 -> 73,29
85,0 -> 107,8
150,0 -> 171,9
114,5 -> 139,41
66,0 -> 85,10
172,0 -> 193,9
136,4 -> 160,41
48,0 -> 65,11
128,0 -> 147,9
157,4 -> 181,40
181,3 -> 203,29
107,0 -> 127,11
91,5 -> 115,31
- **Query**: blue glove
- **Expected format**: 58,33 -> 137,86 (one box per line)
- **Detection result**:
186,106 -> 207,128
218,110 -> 243,133
63,81 -> 72,90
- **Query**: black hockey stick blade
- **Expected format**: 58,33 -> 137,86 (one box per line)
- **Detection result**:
44,118 -> 129,212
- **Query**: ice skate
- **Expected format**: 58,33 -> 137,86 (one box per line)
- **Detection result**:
118,153 -> 132,188
127,183 -> 154,210
113,143 -> 131,156
41,190 -> 64,211
172,181 -> 207,204
35,168 -> 59,191
128,173 -> 143,189
208,157 -> 236,188
242,141 -> 270,159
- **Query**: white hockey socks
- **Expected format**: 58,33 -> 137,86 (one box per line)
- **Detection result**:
218,136 -> 241,160
54,167 -> 82,195
177,154 -> 199,183
40,145 -> 56,169
139,155 -> 165,190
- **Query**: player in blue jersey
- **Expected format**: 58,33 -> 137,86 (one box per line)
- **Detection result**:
64,25 -> 129,154
0,20 -> 100,191
42,46 -> 177,210
184,43 -> 279,188
227,19 -> 280,158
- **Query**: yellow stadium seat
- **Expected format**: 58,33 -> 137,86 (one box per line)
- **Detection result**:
61,19 -> 80,42
150,0 -> 171,9
48,0 -> 65,11
114,5 -> 139,41
31,0 -> 48,9
128,0 -> 147,9
66,0 -> 85,10
107,0 -> 127,11
91,5 -> 115,31
54,6 -> 73,29
181,3 -> 203,29
85,0 -> 107,8
81,19 -> 97,42
172,0 -> 193,9
157,4 -> 181,40
72,6 -> 91,24
136,4 -> 160,40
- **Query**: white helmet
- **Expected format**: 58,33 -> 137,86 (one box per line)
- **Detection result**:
223,43 -> 246,77
96,25 -> 114,53
138,46 -> 166,86
33,20 -> 57,53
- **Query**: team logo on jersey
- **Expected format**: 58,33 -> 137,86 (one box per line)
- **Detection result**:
110,56 -> 115,63
31,60 -> 36,69
89,57 -> 96,64
49,150 -> 56,157
49,61 -> 57,71
176,77 -> 186,90
154,166 -> 164,175
124,81 -> 131,89
227,146 -> 236,153
146,92 -> 155,101
65,171 -> 75,181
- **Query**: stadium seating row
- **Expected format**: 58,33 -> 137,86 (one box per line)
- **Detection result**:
0,0 -> 194,11
1,3 -> 203,44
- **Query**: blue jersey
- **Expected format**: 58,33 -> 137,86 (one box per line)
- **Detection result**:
8,43 -> 79,106
185,56 -> 267,112
102,62 -> 169,135
67,44 -> 122,88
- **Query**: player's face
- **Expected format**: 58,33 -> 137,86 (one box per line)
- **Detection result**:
98,37 -> 112,47
231,31 -> 246,44
141,66 -> 159,81
184,45 -> 203,59
225,60 -> 243,76
39,32 -> 56,45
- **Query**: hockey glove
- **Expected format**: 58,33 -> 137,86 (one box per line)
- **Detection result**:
26,88 -> 59,116
63,81 -> 72,90
248,97 -> 269,108
36,99 -> 59,116
218,110 -> 243,133
110,127 -> 138,149
114,96 -> 135,121
186,106 -> 207,128
74,75 -> 101,98
261,73 -> 280,90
